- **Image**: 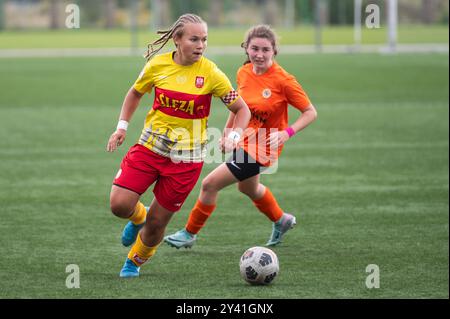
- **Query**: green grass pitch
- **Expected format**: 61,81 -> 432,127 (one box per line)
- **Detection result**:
0,25 -> 448,49
0,53 -> 448,298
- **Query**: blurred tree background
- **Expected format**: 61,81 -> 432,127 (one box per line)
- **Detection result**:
0,0 -> 448,30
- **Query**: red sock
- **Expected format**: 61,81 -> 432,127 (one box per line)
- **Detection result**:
185,200 -> 216,235
252,188 -> 283,222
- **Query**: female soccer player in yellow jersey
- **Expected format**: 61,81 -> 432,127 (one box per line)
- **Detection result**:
164,25 -> 317,248
106,14 -> 250,277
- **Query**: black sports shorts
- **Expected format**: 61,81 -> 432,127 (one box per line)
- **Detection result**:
226,148 -> 266,181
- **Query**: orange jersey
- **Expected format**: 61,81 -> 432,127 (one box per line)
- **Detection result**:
237,62 -> 311,166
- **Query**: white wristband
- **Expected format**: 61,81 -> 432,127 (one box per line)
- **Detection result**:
227,131 -> 241,142
117,120 -> 129,131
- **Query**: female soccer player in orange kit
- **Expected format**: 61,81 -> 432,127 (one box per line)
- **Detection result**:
107,14 -> 250,277
165,24 -> 317,248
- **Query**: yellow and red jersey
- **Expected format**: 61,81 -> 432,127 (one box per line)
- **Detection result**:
133,51 -> 239,161
237,61 -> 311,166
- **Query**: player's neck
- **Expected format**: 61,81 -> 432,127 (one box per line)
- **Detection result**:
173,51 -> 196,66
252,60 -> 273,75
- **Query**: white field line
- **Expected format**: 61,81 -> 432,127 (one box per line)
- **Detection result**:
0,44 -> 448,58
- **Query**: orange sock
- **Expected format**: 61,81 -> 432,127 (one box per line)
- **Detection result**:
128,233 -> 159,266
185,200 -> 216,235
129,202 -> 146,225
252,188 -> 283,222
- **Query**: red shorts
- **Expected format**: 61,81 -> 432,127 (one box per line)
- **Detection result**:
113,144 -> 203,212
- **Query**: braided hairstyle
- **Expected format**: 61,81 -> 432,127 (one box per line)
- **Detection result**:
241,25 -> 278,65
144,13 -> 206,61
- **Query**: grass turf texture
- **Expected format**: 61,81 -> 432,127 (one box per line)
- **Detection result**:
0,53 -> 448,298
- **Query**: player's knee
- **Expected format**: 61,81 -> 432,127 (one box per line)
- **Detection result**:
201,176 -> 218,193
109,199 -> 133,219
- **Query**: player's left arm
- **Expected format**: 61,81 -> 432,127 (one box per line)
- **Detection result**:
219,111 -> 236,152
227,97 -> 251,134
269,73 -> 318,147
287,104 -> 318,137
268,104 -> 317,147
221,97 -> 251,152
213,65 -> 250,151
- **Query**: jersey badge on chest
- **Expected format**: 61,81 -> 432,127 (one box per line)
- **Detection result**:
262,88 -> 272,99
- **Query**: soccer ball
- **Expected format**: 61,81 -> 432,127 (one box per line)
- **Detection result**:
239,246 -> 279,285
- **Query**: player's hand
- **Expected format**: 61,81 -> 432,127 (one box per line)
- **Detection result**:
268,131 -> 290,149
222,136 -> 238,153
107,129 -> 126,152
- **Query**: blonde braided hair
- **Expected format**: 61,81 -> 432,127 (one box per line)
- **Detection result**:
144,13 -> 206,61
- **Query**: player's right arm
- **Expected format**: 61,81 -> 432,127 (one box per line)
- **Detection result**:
106,87 -> 144,152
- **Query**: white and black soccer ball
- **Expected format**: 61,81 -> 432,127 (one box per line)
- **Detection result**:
239,246 -> 279,285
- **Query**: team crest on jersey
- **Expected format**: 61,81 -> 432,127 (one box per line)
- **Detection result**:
195,76 -> 205,88
262,88 -> 271,99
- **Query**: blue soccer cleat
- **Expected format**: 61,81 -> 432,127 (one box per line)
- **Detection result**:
121,206 -> 148,247
164,229 -> 197,249
121,221 -> 145,247
119,258 -> 140,278
266,213 -> 297,246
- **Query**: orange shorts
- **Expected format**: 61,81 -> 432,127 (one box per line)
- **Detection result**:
113,144 -> 203,212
